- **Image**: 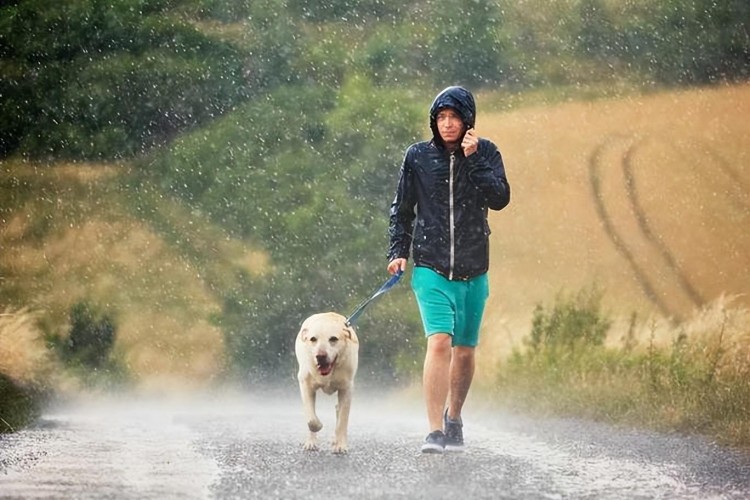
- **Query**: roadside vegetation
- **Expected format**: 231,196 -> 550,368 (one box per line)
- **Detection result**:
1,0 -> 749,447
495,291 -> 750,448
0,309 -> 53,432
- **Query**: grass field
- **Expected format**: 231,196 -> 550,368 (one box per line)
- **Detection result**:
477,83 -> 750,374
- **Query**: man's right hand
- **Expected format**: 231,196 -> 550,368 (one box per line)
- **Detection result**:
387,258 -> 407,275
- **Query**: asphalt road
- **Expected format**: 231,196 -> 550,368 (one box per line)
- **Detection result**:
1,386 -> 749,499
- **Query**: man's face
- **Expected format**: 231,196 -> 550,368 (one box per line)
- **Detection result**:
436,108 -> 464,145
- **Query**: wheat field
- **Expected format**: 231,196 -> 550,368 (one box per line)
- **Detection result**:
477,83 -> 750,370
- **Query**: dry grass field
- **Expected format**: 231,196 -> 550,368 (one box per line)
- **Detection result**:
477,83 -> 750,368
0,308 -> 50,387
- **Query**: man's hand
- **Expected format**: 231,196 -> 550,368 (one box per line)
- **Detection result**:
387,258 -> 407,275
462,128 -> 478,156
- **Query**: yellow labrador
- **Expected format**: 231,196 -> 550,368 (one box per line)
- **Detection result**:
295,312 -> 359,454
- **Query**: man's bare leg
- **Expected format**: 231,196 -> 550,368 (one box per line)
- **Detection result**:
423,333 -> 452,431
447,345 -> 475,420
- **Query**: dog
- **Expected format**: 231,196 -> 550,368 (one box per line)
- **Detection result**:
295,312 -> 359,454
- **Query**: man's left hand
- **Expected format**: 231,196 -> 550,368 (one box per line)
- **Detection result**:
462,128 -> 478,156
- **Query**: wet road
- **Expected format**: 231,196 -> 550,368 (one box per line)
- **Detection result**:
1,386 -> 749,499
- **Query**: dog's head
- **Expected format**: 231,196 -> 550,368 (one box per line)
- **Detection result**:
297,312 -> 358,377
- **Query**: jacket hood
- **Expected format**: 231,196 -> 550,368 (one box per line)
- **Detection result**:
429,86 -> 476,146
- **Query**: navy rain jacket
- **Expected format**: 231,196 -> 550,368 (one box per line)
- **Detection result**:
387,86 -> 511,280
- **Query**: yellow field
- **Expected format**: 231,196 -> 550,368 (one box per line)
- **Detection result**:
478,83 -> 750,364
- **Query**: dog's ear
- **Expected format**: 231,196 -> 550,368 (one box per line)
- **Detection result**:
299,326 -> 309,342
343,324 -> 355,340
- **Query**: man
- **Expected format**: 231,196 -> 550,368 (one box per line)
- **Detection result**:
386,86 -> 510,453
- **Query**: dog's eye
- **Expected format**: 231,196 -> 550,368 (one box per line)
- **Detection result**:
329,336 -> 339,344
309,336 -> 317,343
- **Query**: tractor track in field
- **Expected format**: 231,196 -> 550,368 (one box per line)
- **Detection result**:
589,134 -> 713,321
621,140 -> 705,309
667,135 -> 750,215
589,136 -> 670,318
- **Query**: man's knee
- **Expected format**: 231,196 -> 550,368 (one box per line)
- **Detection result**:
427,333 -> 452,355
452,346 -> 475,363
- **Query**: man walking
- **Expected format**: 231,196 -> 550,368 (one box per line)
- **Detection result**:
387,86 -> 510,453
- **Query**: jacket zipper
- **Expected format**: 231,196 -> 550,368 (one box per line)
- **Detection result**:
449,152 -> 455,280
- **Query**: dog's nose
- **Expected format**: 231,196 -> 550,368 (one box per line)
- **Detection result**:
316,354 -> 329,365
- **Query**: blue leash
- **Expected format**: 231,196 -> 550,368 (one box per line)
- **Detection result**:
345,270 -> 403,326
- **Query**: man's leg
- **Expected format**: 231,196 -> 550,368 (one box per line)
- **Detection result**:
447,345 -> 475,420
423,333 -> 452,432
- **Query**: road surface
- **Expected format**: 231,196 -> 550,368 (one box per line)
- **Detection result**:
1,386 -> 749,499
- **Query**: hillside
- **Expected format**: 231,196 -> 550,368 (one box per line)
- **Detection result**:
0,164 -> 268,390
479,83 -> 750,364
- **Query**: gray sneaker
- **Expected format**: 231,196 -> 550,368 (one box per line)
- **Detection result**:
443,409 -> 464,452
421,430 -> 445,454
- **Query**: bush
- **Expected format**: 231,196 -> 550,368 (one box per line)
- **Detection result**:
498,294 -> 750,447
62,301 -> 117,370
527,287 -> 611,355
0,307 -> 49,432
0,372 -> 40,433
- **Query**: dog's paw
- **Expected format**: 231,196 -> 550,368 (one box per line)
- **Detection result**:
303,439 -> 319,452
331,441 -> 348,455
307,418 -> 322,433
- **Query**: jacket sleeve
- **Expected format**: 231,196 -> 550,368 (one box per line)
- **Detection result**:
387,147 -> 417,261
466,139 -> 511,211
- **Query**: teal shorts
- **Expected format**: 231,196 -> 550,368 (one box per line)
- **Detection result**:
411,266 -> 489,347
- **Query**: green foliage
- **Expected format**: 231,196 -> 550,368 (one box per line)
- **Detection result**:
499,292 -> 750,447
0,373 -> 41,433
148,84 -> 335,227
296,24 -> 354,87
569,0 -> 750,84
143,77 -> 423,381
287,0 -> 401,22
242,0 -> 304,88
325,75 -> 422,205
353,24 -> 431,86
1,0 -> 249,159
527,287 -> 611,355
62,301 -> 117,369
577,0 -> 618,60
427,0 -> 509,87
3,0 -> 749,159
648,0 -> 750,83
52,301 -> 127,387
185,0 -> 253,22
